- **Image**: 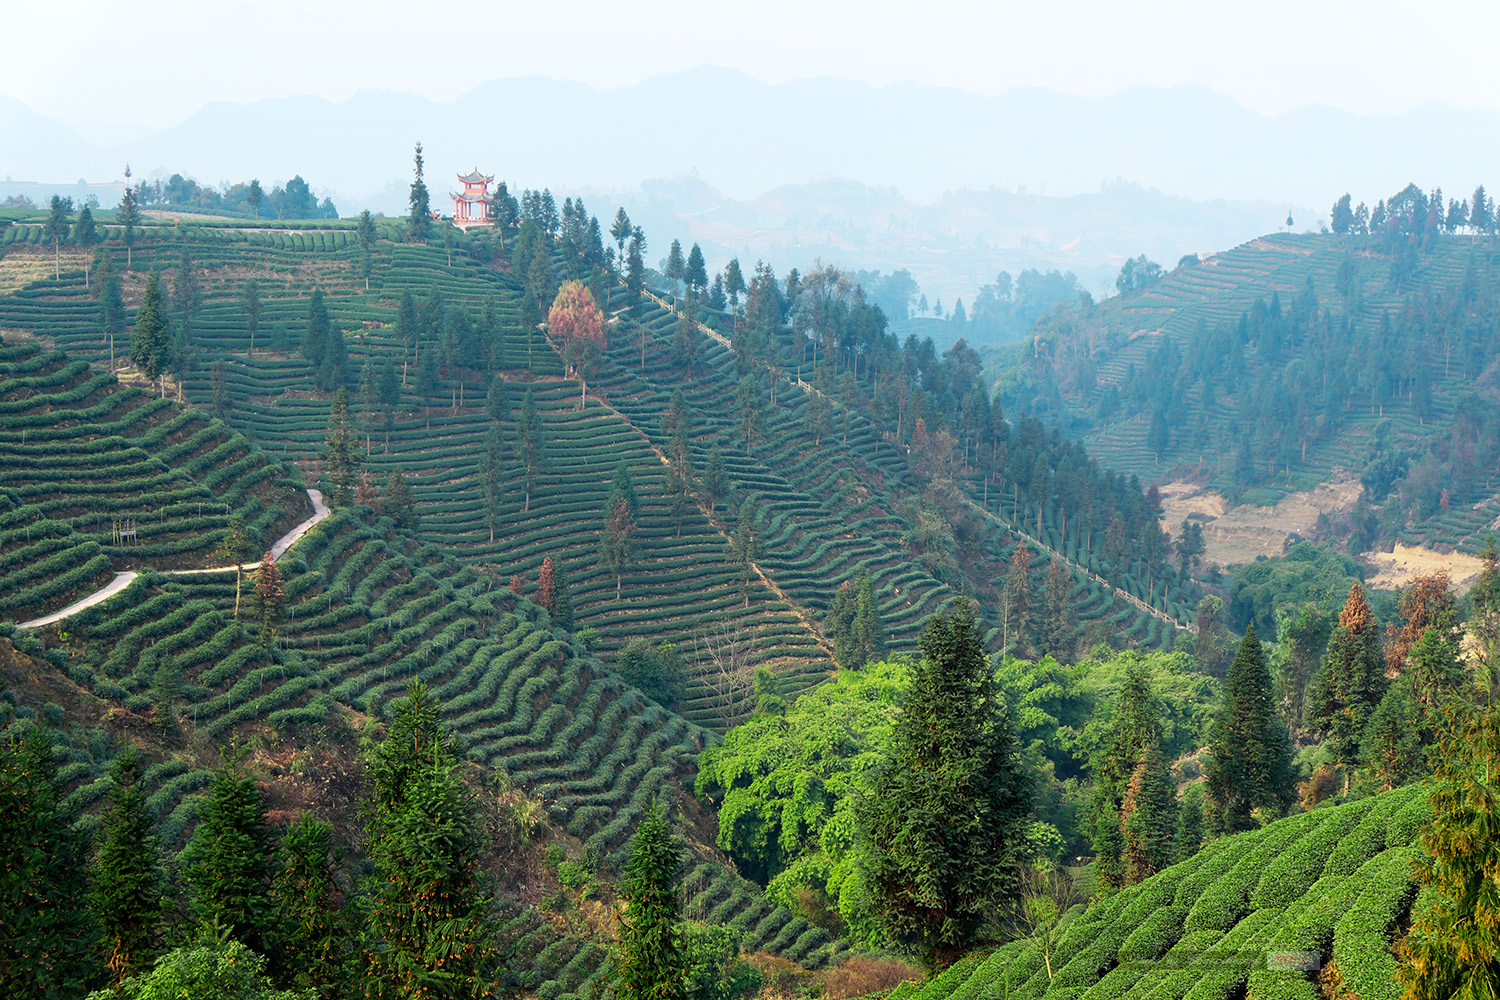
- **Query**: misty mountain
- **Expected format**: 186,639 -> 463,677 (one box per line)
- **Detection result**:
4,67 -> 1494,211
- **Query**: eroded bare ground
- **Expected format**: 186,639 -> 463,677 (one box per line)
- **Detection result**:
1361,545 -> 1486,595
1158,473 -> 1364,570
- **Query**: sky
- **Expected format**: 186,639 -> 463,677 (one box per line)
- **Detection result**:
7,0 -> 1499,143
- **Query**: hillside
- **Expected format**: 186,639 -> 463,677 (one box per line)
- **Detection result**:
1003,224 -> 1500,567
0,212 -> 1199,678
904,785 -> 1430,1000
0,334 -> 851,994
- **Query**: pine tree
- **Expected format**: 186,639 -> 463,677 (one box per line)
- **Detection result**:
91,746 -> 166,984
551,560 -> 574,629
1001,543 -> 1035,658
1041,560 -> 1077,661
247,555 -> 286,646
324,388 -> 357,507
119,165 -> 140,269
130,274 -> 173,396
172,248 -> 202,345
1121,744 -> 1176,884
518,388 -> 544,513
1089,655 -> 1161,889
0,724 -> 99,997
363,682 -> 499,1000
537,556 -> 557,616
616,798 -> 688,1000
481,423 -> 506,543
701,446 -> 726,514
407,141 -> 431,241
381,470 -> 417,529
731,500 -> 761,606
182,752 -> 277,957
101,268 -> 126,367
1204,624 -> 1295,833
862,599 -> 1030,968
270,814 -> 343,993
1397,698 -> 1500,1000
1172,783 -> 1205,864
1307,583 -> 1387,790
599,495 -> 638,600
1361,682 -> 1423,791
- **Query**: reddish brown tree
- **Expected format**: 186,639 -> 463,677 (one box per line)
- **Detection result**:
1386,572 -> 1456,676
548,280 -> 607,410
537,557 -> 557,615
508,574 -> 524,597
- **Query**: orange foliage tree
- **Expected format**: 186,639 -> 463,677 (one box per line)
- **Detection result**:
548,280 -> 606,409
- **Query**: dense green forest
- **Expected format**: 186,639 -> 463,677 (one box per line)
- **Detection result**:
3,164 -> 1499,1000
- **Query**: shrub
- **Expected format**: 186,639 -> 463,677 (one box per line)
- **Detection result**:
821,955 -> 921,1000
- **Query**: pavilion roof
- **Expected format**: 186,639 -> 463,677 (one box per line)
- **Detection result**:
451,191 -> 488,202
457,169 -> 493,185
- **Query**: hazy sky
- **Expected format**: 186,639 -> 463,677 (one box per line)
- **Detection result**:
9,0 -> 1498,142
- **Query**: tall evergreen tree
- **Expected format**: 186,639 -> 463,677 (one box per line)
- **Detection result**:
1306,583 -> 1387,791
182,752 -> 278,957
517,388 -> 545,513
408,141 -> 431,241
130,274 -> 173,397
119,165 -> 140,269
270,814 -> 343,994
1397,697 -> 1500,1000
1361,682 -> 1423,791
1088,655 -> 1161,889
1,724 -> 99,997
1172,783 -> 1205,864
101,269 -> 126,366
248,554 -> 286,646
701,445 -> 726,514
1204,624 -> 1295,833
363,682 -> 499,1000
616,798 -> 688,1000
862,599 -> 1030,968
1121,744 -> 1176,884
599,495 -> 638,600
731,500 -> 762,606
1040,560 -> 1076,661
382,470 -> 417,530
324,388 -> 357,507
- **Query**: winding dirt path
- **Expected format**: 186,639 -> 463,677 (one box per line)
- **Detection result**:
15,489 -> 329,630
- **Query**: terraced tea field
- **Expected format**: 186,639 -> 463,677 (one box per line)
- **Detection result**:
898,783 -> 1430,1000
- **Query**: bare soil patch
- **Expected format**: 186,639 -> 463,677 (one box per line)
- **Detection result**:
1360,544 -> 1486,595
1158,473 -> 1364,569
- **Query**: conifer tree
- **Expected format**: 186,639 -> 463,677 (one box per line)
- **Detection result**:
91,747 -> 166,985
1172,783 -> 1205,864
381,470 -> 417,529
481,423 -> 506,542
1121,744 -> 1176,883
364,682 -> 499,1000
242,279 -> 261,355
862,599 -> 1030,968
119,165 -> 140,269
1000,544 -> 1034,658
1088,655 -> 1161,889
1362,682 -> 1423,791
551,560 -> 574,629
616,798 -> 688,1000
1041,560 -> 1076,661
1204,624 -> 1294,832
599,495 -> 638,600
1397,697 -> 1500,1000
407,141 -> 431,241
518,388 -> 544,513
130,274 -> 173,397
701,446 -> 726,514
684,243 -> 708,296
538,556 -> 558,617
731,500 -> 762,606
1306,583 -> 1387,790
0,724 -> 99,997
182,752 -> 278,957
248,555 -> 286,646
324,388 -> 357,507
101,268 -> 126,367
172,247 -> 202,345
270,814 -> 343,994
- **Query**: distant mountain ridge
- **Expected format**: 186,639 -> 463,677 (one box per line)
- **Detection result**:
4,67 -> 1495,210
